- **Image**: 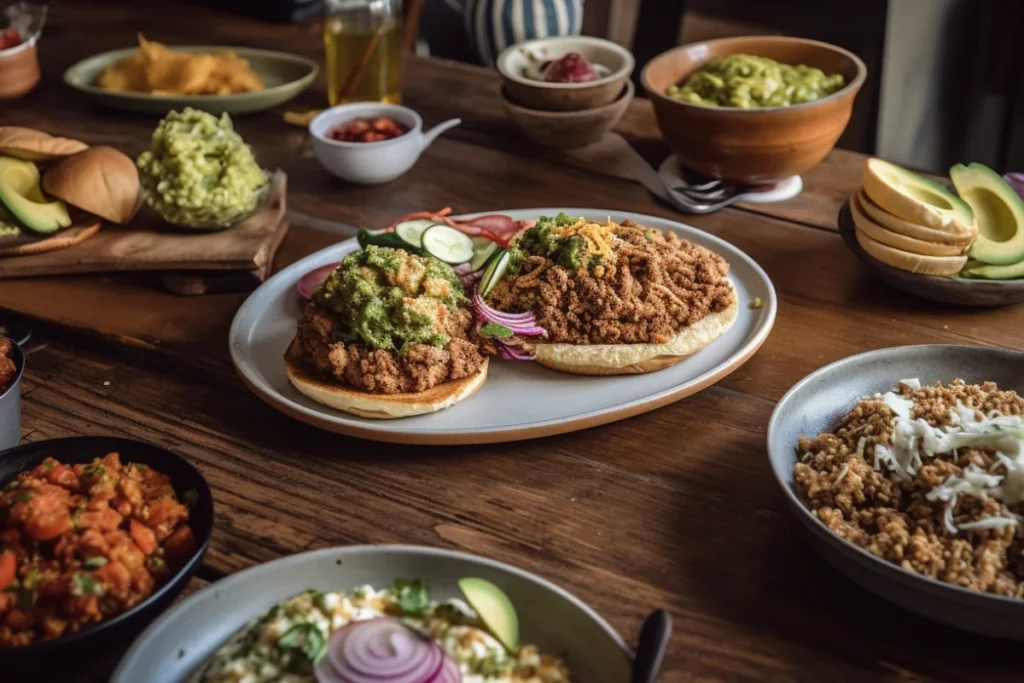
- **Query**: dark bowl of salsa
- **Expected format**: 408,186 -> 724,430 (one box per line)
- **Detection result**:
0,437 -> 214,672
0,336 -> 23,452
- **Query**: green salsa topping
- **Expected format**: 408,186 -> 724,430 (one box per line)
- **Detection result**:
508,212 -> 590,273
136,108 -> 269,228
314,245 -> 464,353
667,54 -> 846,108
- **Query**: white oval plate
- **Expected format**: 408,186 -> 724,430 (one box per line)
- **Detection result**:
111,545 -> 632,683
229,208 -> 777,444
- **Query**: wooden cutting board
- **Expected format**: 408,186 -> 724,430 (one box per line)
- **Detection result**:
0,171 -> 290,294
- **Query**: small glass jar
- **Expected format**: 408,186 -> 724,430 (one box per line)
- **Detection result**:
323,0 -> 402,106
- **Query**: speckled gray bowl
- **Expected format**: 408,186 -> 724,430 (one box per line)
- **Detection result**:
0,336 -> 23,451
767,344 -> 1024,639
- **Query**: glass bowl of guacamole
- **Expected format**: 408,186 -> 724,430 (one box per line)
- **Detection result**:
667,53 -> 846,109
137,107 -> 269,230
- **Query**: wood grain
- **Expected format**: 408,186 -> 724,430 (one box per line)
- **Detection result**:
4,3 -> 1024,682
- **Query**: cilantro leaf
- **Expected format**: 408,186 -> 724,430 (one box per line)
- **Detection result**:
277,622 -> 327,670
479,322 -> 514,339
71,572 -> 105,597
392,578 -> 431,616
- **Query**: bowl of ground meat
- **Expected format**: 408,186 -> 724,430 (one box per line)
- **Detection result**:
767,344 -> 1024,639
0,436 -> 213,667
0,336 -> 23,451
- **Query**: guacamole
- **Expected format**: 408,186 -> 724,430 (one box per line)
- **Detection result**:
136,108 -> 269,228
667,54 -> 845,108
314,245 -> 465,353
509,213 -> 592,273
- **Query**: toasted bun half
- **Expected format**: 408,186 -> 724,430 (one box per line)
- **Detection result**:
284,339 -> 488,419
0,127 -> 88,161
851,190 -> 967,257
854,224 -> 967,276
533,280 -> 739,375
42,147 -> 143,224
854,188 -> 975,246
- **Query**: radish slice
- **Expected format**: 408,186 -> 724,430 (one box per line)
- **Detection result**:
298,263 -> 339,300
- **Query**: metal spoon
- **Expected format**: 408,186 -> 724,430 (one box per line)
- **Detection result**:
632,609 -> 672,683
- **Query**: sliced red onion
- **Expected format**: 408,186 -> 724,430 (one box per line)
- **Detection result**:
437,657 -> 461,683
499,345 -> 532,360
298,263 -> 340,300
472,289 -> 535,322
316,618 -> 457,683
1004,173 -> 1024,201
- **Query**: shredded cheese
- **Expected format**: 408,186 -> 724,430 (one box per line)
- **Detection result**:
552,217 -> 618,263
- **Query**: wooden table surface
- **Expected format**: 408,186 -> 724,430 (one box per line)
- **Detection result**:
3,3 -> 1023,682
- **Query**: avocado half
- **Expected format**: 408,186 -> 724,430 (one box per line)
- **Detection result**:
862,158 -> 974,237
0,156 -> 72,234
950,162 -> 1024,266
458,577 -> 519,652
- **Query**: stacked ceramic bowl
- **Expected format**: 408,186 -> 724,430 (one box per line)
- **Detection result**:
497,36 -> 634,148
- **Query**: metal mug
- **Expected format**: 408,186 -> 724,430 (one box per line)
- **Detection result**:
0,336 -> 24,451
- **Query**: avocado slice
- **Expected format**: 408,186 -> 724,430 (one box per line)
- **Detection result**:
862,158 -> 974,236
950,163 -> 1024,266
0,156 -> 71,234
458,577 -> 519,652
960,258 -> 1024,280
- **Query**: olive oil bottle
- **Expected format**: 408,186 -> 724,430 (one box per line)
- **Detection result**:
324,0 -> 402,105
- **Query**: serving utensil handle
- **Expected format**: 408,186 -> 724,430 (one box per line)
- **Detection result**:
420,118 -> 462,150
633,609 -> 672,683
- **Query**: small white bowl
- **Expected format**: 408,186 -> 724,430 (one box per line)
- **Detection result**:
309,103 -> 460,185
497,36 -> 635,112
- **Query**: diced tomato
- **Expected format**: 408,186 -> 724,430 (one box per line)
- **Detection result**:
129,519 -> 157,555
0,551 -> 15,590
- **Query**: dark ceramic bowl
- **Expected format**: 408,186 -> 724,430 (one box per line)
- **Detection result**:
0,437 -> 214,667
0,336 -> 24,451
837,201 -> 1024,306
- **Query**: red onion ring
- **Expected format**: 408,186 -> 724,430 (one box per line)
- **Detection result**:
315,618 -> 457,683
472,289 -> 536,324
298,263 -> 340,300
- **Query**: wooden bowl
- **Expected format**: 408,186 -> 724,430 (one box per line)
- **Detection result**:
501,80 -> 634,148
497,36 -> 634,112
641,36 -> 866,184
837,200 -> 1024,307
0,41 -> 40,100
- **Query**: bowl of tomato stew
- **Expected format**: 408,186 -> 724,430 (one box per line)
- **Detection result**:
0,436 -> 213,664
0,337 -> 23,451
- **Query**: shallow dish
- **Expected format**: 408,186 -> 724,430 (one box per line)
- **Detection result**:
501,80 -> 633,148
309,103 -> 461,185
837,201 -> 1024,306
767,344 -> 1024,639
0,436 -> 214,664
64,46 -> 317,115
229,207 -> 776,445
641,36 -> 866,184
111,544 -> 632,683
497,35 -> 635,112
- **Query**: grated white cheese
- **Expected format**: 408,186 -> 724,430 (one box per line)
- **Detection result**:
898,378 -> 922,391
835,463 -> 850,485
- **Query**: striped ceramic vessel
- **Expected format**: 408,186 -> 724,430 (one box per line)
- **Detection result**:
464,0 -> 584,67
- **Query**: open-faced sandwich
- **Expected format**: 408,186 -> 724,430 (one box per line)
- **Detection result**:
0,126 -> 141,257
285,239 -> 489,419
477,213 -> 738,374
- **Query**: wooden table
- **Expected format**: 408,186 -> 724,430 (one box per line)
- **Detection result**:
3,3 -> 1023,682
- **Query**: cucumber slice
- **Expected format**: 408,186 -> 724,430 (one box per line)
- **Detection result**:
469,237 -> 498,271
395,219 -> 439,248
478,249 -> 510,298
421,224 -> 474,264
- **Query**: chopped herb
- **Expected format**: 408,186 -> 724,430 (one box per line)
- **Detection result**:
277,622 -> 327,670
83,556 -> 108,569
392,578 -> 431,617
182,489 -> 198,506
42,461 -> 54,472
71,572 -> 105,597
11,490 -> 32,503
479,322 -> 514,339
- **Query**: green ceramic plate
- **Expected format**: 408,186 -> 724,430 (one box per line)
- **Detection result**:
64,46 -> 318,116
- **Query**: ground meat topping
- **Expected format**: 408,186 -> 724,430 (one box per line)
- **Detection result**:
794,379 -> 1024,597
296,302 -> 485,394
487,219 -> 735,345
